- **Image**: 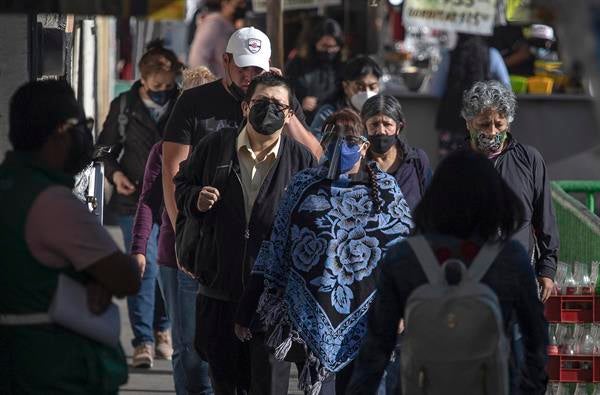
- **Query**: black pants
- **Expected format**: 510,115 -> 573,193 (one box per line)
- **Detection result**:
194,294 -> 292,395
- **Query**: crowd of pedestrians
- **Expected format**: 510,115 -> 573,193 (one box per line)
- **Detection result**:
1,8 -> 558,395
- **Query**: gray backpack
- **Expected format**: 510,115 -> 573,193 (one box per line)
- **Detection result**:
402,236 -> 510,395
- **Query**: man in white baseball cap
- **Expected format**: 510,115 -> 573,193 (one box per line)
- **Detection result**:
226,26 -> 271,72
162,26 -> 321,394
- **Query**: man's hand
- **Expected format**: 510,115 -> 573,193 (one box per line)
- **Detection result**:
196,186 -> 220,212
87,282 -> 113,315
113,171 -> 136,196
235,324 -> 252,342
302,96 -> 318,112
133,254 -> 146,277
538,276 -> 555,303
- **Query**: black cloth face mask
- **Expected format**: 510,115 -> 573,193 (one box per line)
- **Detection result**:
368,134 -> 397,155
248,100 -> 286,135
65,120 -> 94,175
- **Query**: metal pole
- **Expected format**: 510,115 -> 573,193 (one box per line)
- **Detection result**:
266,0 -> 284,69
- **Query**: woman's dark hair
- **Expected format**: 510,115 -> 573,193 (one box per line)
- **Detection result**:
9,80 -> 82,151
342,56 -> 382,82
413,150 -> 524,241
244,72 -> 295,107
138,39 -> 183,78
298,17 -> 343,60
435,34 -> 490,133
321,108 -> 383,213
361,94 -> 406,132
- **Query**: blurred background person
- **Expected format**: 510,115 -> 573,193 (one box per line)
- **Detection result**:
188,0 -> 247,77
1,80 -> 141,394
347,150 -> 548,395
362,94 -> 432,211
247,109 -> 413,394
433,33 -> 510,158
130,66 -> 215,394
311,56 -> 383,138
97,40 -> 183,368
285,17 -> 344,124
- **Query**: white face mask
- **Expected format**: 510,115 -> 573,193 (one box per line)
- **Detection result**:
350,90 -> 378,112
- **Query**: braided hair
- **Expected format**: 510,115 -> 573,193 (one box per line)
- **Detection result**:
321,108 -> 383,213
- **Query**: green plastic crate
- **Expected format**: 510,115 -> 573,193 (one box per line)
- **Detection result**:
509,75 -> 528,94
551,181 -> 600,263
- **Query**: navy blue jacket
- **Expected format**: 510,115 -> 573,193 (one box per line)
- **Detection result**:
389,139 -> 432,211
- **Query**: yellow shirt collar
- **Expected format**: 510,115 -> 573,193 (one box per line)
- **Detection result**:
236,126 -> 281,161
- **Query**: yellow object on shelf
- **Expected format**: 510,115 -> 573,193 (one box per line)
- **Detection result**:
528,76 -> 554,95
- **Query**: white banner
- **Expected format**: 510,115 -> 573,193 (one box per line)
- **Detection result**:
403,0 -> 497,36
251,0 -> 341,13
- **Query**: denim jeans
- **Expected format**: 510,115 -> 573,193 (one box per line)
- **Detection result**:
118,215 -> 170,347
158,266 -> 213,395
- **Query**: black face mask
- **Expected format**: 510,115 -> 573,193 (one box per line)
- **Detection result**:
316,50 -> 338,63
248,100 -> 286,135
64,121 -> 94,175
368,134 -> 397,155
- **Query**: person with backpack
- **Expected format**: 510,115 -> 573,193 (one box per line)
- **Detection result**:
174,72 -> 317,394
239,109 -> 414,394
347,150 -> 548,395
361,94 -> 432,211
130,67 -> 216,394
96,40 -> 182,368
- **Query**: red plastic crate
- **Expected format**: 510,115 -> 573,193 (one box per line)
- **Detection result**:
544,295 -> 595,323
547,355 -> 597,382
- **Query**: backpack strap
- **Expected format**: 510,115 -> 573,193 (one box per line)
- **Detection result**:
467,242 -> 503,282
117,94 -> 129,145
407,235 -> 442,285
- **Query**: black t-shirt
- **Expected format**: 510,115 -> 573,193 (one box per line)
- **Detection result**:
164,78 -> 307,148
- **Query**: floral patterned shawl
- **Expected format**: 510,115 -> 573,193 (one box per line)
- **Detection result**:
253,163 -> 413,393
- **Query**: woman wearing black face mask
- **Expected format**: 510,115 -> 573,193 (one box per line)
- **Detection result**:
96,39 -> 182,369
361,95 -> 433,211
285,17 -> 343,124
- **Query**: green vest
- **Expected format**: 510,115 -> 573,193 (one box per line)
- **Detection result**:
0,152 -> 127,394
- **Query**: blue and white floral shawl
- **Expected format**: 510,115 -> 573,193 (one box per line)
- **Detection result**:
253,163 -> 413,392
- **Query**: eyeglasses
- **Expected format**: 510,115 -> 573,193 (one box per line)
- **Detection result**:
250,98 -> 293,114
65,117 -> 95,132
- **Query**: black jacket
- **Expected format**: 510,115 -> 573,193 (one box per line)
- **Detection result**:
348,235 -> 548,395
493,135 -> 559,279
174,127 -> 317,302
389,139 -> 432,211
97,81 -> 177,215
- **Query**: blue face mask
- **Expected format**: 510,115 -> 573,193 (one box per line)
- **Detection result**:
326,140 -> 362,174
147,88 -> 175,106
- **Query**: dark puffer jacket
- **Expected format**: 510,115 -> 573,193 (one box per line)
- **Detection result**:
97,81 -> 178,215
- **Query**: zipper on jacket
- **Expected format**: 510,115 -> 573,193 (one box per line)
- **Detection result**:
233,168 -> 251,290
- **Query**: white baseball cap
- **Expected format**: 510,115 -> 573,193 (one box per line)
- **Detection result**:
529,24 -> 555,41
225,27 -> 271,72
